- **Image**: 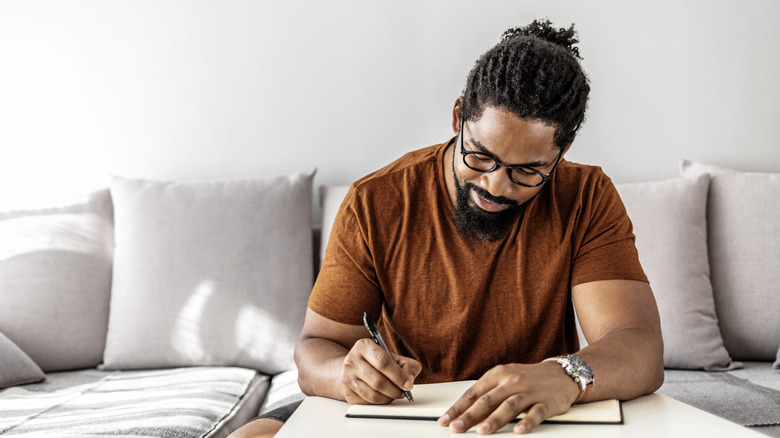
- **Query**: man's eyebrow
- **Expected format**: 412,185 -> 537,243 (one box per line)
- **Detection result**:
468,137 -> 551,168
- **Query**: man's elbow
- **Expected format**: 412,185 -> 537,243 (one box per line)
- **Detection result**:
645,330 -> 665,394
293,337 -> 316,396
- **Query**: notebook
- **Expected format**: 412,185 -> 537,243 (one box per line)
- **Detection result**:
346,380 -> 623,424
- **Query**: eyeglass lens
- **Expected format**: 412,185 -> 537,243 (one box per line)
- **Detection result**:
462,153 -> 544,186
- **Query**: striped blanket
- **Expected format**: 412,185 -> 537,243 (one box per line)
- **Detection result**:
0,366 -> 266,437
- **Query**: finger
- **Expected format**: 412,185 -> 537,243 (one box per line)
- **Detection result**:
361,341 -> 415,392
343,375 -> 395,405
514,402 -> 549,435
394,354 -> 423,382
449,388 -> 507,433
438,381 -> 483,427
474,394 -> 531,435
344,353 -> 404,402
442,384 -> 505,433
440,364 -> 517,427
343,381 -> 366,405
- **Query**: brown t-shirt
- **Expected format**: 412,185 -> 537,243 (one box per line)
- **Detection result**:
309,140 -> 647,383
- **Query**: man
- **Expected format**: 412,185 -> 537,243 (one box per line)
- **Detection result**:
231,19 -> 663,437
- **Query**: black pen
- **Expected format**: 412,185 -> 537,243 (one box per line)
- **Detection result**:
362,312 -> 414,404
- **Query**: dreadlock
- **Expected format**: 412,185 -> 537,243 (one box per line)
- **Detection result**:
461,19 -> 590,149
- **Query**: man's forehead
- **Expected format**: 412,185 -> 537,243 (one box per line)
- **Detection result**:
464,113 -> 559,167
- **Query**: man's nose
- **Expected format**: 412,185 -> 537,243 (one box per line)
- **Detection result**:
479,168 -> 514,200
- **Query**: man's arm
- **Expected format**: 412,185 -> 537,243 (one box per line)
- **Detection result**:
439,279 -> 663,434
570,279 -> 664,401
294,308 -> 422,404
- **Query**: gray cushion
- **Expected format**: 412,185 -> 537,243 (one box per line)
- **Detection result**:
660,366 -> 780,427
680,160 -> 780,361
616,175 -> 738,370
0,367 -> 267,436
258,368 -> 305,415
0,330 -> 45,389
103,173 -> 314,374
0,190 -> 114,372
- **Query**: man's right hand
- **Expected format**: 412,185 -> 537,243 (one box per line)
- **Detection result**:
295,308 -> 422,404
341,338 -> 422,405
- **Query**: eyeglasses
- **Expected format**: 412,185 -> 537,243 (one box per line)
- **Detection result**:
459,118 -> 564,188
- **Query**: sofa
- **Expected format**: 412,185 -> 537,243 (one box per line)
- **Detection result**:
1,160 -> 778,437
0,174 -> 315,437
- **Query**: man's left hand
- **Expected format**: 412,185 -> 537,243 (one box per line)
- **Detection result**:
437,362 -> 580,434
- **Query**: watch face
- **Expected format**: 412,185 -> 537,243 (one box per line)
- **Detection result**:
568,355 -> 594,383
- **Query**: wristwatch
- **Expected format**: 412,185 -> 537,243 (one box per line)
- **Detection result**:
543,355 -> 594,403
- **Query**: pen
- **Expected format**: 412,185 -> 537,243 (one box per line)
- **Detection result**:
362,312 -> 414,404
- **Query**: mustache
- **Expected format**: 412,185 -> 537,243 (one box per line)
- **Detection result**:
465,182 -> 520,207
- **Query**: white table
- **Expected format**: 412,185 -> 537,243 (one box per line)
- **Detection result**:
276,393 -> 766,437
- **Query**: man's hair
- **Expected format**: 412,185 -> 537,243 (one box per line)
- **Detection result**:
461,19 -> 590,149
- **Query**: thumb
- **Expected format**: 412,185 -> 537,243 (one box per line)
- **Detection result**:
396,355 -> 423,379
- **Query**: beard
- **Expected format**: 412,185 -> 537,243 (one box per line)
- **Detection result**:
452,173 -> 525,242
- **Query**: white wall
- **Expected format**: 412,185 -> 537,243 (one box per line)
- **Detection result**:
1,0 -> 779,219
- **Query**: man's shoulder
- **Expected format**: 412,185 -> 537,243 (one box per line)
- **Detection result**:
337,142 -> 448,223
534,160 -> 619,217
552,159 -> 616,196
555,159 -> 609,182
352,142 -> 445,192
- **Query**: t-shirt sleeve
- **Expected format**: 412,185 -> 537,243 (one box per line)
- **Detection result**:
570,173 -> 648,286
308,186 -> 385,325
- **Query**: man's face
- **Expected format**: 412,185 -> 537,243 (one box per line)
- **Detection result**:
452,106 -> 562,241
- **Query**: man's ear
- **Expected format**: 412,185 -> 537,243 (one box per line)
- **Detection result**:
451,97 -> 463,134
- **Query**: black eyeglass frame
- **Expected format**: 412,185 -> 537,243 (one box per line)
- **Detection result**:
458,118 -> 564,188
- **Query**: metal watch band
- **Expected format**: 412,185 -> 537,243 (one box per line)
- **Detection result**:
543,355 -> 594,403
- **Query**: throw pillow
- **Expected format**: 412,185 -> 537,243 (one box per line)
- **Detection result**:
0,330 -> 46,389
616,175 -> 738,370
102,173 -> 314,374
0,190 -> 114,372
680,160 -> 780,361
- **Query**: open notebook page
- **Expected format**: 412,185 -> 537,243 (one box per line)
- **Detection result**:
346,380 -> 622,424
